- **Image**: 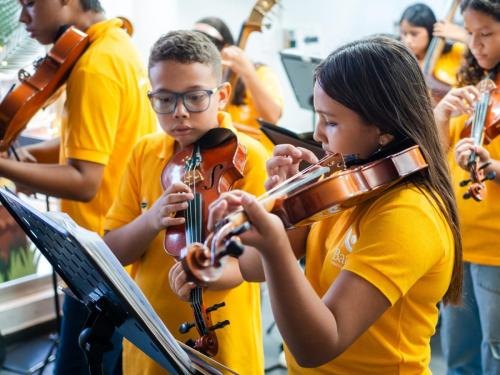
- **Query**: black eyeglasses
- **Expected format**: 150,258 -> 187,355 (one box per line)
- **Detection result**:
147,87 -> 221,115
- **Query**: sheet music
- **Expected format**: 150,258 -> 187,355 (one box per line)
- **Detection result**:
45,211 -> 193,373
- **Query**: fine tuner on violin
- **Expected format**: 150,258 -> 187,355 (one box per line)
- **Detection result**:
181,144 -> 428,285
459,71 -> 500,201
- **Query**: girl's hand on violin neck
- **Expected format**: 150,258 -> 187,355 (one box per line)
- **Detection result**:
434,86 -> 480,126
454,137 -> 491,170
208,190 -> 291,259
265,145 -> 318,190
168,261 -> 196,302
147,182 -> 193,232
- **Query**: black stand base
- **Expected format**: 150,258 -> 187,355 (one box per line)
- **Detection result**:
78,298 -> 124,375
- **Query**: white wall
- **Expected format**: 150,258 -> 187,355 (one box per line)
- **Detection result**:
101,0 -> 458,132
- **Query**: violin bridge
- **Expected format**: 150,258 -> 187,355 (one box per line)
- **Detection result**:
184,169 -> 204,185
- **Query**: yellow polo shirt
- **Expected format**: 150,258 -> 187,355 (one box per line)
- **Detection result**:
448,110 -> 500,266
226,65 -> 283,153
434,43 -> 466,86
105,112 -> 267,375
59,18 -> 156,234
286,184 -> 454,374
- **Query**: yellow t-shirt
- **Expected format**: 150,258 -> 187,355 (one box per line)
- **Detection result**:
225,64 -> 284,154
448,113 -> 500,266
104,112 -> 268,375
59,18 -> 156,235
286,184 -> 454,374
434,43 -> 466,86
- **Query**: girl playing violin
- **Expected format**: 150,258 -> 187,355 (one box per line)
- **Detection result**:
434,0 -> 500,373
172,36 -> 463,374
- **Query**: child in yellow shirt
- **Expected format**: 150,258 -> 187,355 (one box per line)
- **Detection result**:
198,36 -> 463,374
434,1 -> 500,373
193,17 -> 284,153
103,30 -> 267,375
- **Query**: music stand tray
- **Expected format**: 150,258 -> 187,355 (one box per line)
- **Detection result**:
0,188 -> 232,375
279,50 -> 322,111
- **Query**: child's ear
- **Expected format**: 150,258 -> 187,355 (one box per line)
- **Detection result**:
378,132 -> 395,147
217,82 -> 231,110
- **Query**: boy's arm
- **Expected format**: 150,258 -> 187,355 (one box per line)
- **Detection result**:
15,138 -> 61,164
103,212 -> 158,266
0,157 -> 103,202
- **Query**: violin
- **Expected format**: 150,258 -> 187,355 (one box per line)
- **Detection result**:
422,0 -> 461,103
224,0 -> 278,103
459,70 -> 500,201
0,26 -> 89,151
161,127 -> 247,357
180,143 -> 428,285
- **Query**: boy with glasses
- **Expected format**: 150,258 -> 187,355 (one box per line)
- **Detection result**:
103,30 -> 268,374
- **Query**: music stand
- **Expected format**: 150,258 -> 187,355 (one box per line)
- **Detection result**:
258,119 -> 324,161
0,188 -> 230,375
279,50 -> 322,130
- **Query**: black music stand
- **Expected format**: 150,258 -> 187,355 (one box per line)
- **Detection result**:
258,119 -> 324,160
0,188 -> 229,375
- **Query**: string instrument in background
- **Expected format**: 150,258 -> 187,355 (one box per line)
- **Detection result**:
459,71 -> 500,201
0,17 -> 134,153
224,0 -> 278,103
180,143 -> 428,285
161,127 -> 247,357
421,0 -> 461,103
0,26 -> 89,152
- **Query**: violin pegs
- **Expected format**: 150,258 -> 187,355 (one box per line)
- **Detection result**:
230,222 -> 251,236
210,320 -> 230,331
223,239 -> 245,258
483,171 -> 497,182
459,179 -> 472,187
479,161 -> 492,171
206,302 -> 226,313
463,192 -> 472,200
185,338 -> 196,348
179,322 -> 195,334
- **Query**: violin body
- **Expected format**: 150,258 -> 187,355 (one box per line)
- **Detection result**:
182,144 -> 428,285
161,127 -> 246,257
0,26 -> 89,151
274,146 -> 428,228
160,127 -> 246,356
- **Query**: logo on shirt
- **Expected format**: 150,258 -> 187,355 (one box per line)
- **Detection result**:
331,226 -> 358,268
140,201 -> 148,213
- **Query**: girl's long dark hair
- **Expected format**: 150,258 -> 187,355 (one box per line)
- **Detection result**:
458,0 -> 500,85
315,37 -> 462,305
400,3 -> 452,54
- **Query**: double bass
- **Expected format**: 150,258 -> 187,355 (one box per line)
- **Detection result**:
179,143 -> 429,285
224,0 -> 278,104
161,127 -> 247,356
422,0 -> 461,103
